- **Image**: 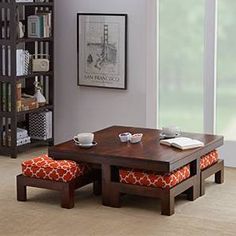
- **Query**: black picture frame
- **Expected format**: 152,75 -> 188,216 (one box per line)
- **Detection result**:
77,13 -> 128,90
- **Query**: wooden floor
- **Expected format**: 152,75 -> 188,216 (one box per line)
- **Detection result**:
0,147 -> 235,236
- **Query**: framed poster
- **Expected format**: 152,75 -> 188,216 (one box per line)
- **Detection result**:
77,13 -> 127,89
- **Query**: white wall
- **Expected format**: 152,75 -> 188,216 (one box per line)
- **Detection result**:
55,0 -> 156,143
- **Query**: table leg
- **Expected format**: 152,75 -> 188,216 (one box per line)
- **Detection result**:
102,164 -> 120,208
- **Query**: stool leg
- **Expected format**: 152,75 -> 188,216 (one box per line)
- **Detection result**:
187,184 -> 199,200
93,179 -> 102,196
17,175 -> 27,201
215,168 -> 224,184
61,183 -> 74,209
161,190 -> 175,216
200,175 -> 205,196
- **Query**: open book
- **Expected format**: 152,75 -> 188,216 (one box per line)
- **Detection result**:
160,137 -> 204,150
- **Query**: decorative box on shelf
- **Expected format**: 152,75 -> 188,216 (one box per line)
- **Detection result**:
29,111 -> 52,140
18,97 -> 39,112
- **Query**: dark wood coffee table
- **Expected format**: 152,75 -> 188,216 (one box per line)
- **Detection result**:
48,126 -> 223,215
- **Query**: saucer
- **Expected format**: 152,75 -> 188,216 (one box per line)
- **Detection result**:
160,132 -> 181,139
74,141 -> 97,148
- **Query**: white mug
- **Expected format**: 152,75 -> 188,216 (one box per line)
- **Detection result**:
73,133 -> 94,145
162,126 -> 181,137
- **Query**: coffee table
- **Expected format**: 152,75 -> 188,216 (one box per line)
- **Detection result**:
48,126 -> 223,215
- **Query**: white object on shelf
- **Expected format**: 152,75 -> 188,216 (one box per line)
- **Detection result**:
17,21 -> 25,38
16,0 -> 34,2
16,49 -> 30,76
17,137 -> 31,146
29,111 -> 52,140
27,15 -> 41,38
34,88 -> 46,105
32,58 -> 49,72
17,128 -> 28,140
34,81 -> 46,105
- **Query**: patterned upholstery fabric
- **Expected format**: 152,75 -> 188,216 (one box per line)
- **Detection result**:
22,154 -> 90,182
200,150 -> 218,170
119,165 -> 190,189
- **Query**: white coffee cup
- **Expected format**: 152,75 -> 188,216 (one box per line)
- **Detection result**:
74,133 -> 94,145
162,126 -> 181,137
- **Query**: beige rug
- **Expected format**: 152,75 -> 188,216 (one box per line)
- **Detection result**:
0,147 -> 235,236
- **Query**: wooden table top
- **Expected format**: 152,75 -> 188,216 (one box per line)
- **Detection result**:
49,126 -> 223,172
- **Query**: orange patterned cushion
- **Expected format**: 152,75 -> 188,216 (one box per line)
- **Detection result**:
200,150 -> 218,170
119,165 -> 190,189
22,154 -> 90,182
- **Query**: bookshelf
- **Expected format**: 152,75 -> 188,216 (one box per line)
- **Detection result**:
0,0 -> 54,158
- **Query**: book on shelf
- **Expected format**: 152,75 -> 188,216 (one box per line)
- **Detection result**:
1,83 -> 6,112
16,83 -> 22,112
7,83 -> 11,112
16,49 -> 30,76
27,15 -> 41,38
0,83 -> 11,112
27,11 -> 52,38
160,137 -> 204,150
1,45 -> 11,76
1,9 -> 10,39
16,0 -> 34,2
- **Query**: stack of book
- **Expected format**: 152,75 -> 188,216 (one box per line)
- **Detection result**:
3,128 -> 31,147
28,11 -> 52,38
16,49 -> 30,76
16,128 -> 31,146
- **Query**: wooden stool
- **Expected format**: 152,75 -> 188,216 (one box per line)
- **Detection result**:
200,150 -> 224,196
200,159 -> 224,196
17,155 -> 101,208
119,164 -> 195,215
17,171 -> 101,209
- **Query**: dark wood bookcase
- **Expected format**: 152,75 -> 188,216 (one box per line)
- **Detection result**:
0,0 -> 54,158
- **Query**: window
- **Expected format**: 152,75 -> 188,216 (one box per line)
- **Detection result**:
217,0 -> 236,141
159,0 -> 204,132
158,0 -> 236,166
